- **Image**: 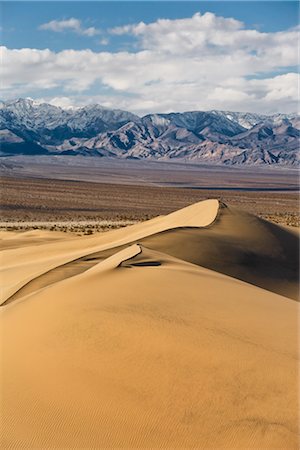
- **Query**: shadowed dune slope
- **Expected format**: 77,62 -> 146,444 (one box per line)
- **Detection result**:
139,204 -> 299,300
4,201 -> 299,304
1,245 -> 299,449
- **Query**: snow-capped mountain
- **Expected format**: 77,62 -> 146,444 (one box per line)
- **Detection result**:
0,98 -> 140,144
0,98 -> 298,166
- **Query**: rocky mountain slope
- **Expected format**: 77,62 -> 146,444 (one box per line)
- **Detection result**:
0,98 -> 298,166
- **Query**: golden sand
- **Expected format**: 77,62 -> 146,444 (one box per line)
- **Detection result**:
1,200 -> 299,448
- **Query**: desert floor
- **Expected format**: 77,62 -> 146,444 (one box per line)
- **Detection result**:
1,196 -> 299,449
1,156 -> 299,229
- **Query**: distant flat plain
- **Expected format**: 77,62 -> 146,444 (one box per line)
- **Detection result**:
0,156 -> 299,231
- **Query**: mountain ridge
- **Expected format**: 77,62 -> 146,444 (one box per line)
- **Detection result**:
0,98 -> 298,166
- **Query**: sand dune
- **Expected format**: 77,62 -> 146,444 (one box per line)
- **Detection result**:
0,229 -> 75,251
1,199 -> 219,304
1,200 -> 299,448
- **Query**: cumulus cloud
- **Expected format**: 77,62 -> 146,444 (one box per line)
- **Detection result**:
2,12 -> 299,114
39,18 -> 100,37
110,12 -> 298,65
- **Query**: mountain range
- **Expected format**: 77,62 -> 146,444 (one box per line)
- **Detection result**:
0,98 -> 299,166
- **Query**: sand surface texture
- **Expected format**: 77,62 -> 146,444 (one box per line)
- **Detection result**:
1,200 -> 299,448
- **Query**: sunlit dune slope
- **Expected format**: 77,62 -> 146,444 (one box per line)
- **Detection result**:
1,199 -> 299,448
2,199 -> 298,304
0,229 -> 74,250
1,199 -> 219,303
1,244 -> 298,449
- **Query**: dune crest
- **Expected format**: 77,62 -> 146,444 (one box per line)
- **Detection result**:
1,198 -> 299,305
1,199 -> 219,304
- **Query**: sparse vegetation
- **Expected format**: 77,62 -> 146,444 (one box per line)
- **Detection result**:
0,220 -> 138,235
258,213 -> 299,228
0,174 -> 298,231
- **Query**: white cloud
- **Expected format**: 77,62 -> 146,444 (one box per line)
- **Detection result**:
41,96 -> 77,109
110,12 -> 297,67
99,38 -> 109,46
2,12 -> 299,114
39,18 -> 100,37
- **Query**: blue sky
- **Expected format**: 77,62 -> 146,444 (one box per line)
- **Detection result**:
1,1 -> 299,114
2,2 -> 298,51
